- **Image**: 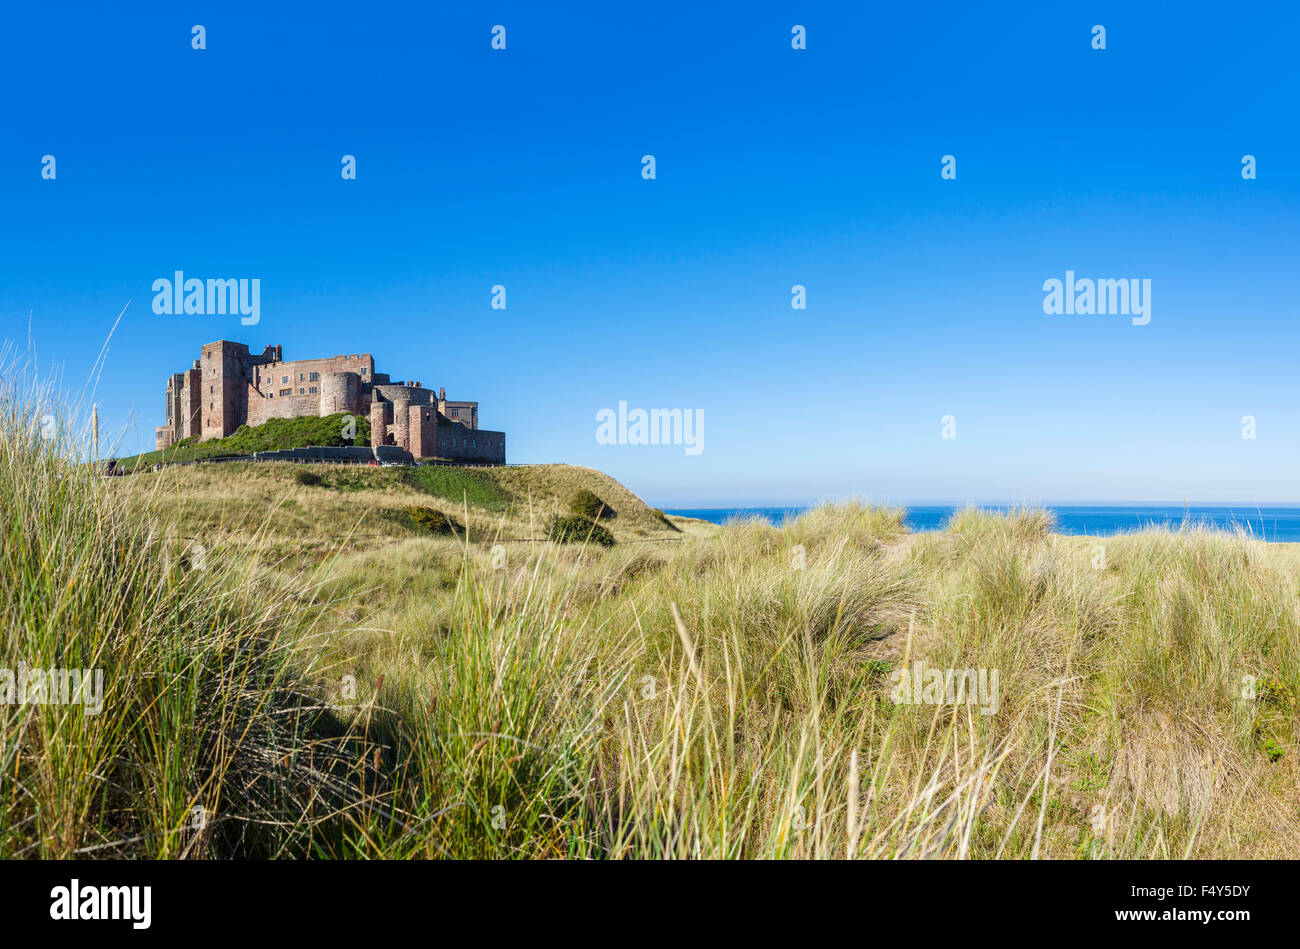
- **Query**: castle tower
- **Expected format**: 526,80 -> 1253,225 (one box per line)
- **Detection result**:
407,404 -> 435,458
369,399 -> 391,448
319,371 -> 360,416
391,397 -> 411,451
180,367 -> 201,439
198,340 -> 253,440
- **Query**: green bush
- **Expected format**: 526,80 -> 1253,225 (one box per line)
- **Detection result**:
1253,675 -> 1294,762
407,506 -> 460,535
547,514 -> 615,547
650,508 -> 678,531
570,488 -> 614,520
294,469 -> 323,486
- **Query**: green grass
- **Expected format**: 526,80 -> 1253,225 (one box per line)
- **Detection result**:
289,463 -> 513,512
401,466 -> 512,511
114,412 -> 372,469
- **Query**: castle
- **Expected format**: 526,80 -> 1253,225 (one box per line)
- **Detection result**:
155,340 -> 506,463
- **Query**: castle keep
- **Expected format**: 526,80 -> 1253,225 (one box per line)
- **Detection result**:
155,340 -> 506,463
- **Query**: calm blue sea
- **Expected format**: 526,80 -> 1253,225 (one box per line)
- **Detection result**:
662,506 -> 1300,543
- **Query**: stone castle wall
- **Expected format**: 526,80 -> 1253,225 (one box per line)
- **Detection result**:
435,425 -> 505,463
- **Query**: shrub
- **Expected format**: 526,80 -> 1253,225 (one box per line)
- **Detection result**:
294,469 -> 323,486
407,506 -> 460,535
1256,676 -> 1295,710
547,514 -> 615,547
650,508 -> 678,531
570,488 -> 614,520
1252,675 -> 1294,762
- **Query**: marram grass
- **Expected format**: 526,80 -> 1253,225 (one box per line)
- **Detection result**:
4,377 -> 1299,858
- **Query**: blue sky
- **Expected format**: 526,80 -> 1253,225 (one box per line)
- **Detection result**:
1,2 -> 1297,506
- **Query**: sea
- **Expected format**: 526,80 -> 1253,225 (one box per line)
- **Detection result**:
661,505 -> 1300,543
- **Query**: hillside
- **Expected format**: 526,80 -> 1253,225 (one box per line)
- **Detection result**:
111,460 -> 696,564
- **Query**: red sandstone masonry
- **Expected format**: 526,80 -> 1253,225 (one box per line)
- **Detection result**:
369,400 -> 391,448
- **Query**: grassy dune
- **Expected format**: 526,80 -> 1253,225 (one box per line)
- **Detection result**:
5,396 -> 1300,859
116,460 -> 684,566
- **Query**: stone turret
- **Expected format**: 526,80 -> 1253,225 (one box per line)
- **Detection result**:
408,404 -> 435,458
391,396 -> 411,451
319,371 -> 360,416
369,399 -> 391,448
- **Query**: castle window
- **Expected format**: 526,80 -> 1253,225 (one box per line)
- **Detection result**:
282,376 -> 288,384
279,389 -> 291,397
309,372 -> 320,381
299,373 -> 304,381
298,388 -> 305,394
308,387 -> 318,394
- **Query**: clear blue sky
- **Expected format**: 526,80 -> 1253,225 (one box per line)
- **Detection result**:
2,2 -> 1297,506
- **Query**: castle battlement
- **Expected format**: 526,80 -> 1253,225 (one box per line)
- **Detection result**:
155,340 -> 505,463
